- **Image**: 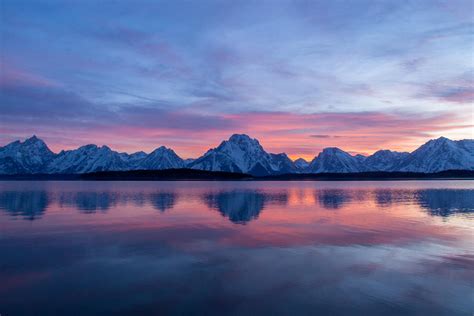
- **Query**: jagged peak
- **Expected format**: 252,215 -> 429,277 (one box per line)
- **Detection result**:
272,152 -> 289,158
24,135 -> 46,145
80,144 -> 99,150
426,136 -> 454,145
150,145 -> 174,154
371,149 -> 408,156
17,136 -> 53,154
373,149 -> 393,154
415,137 -> 456,151
4,140 -> 21,147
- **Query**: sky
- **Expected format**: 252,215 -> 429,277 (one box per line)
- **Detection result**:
0,0 -> 473,160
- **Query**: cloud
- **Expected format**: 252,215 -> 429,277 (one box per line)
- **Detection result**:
419,75 -> 474,104
437,86 -> 474,104
1,2 -> 473,158
0,64 -> 58,88
1,80 -> 470,159
309,135 -> 331,139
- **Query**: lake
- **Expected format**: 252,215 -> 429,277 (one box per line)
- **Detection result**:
0,180 -> 473,315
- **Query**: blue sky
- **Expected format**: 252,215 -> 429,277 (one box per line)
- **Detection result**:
0,0 -> 472,158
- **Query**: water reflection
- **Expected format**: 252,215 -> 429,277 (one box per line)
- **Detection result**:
149,192 -> 176,212
0,185 -> 472,221
204,191 -> 262,224
75,192 -> 117,213
203,190 -> 288,224
0,181 -> 473,316
0,190 -> 178,218
415,189 -> 474,217
315,188 -> 473,216
0,191 -> 49,220
316,189 -> 353,209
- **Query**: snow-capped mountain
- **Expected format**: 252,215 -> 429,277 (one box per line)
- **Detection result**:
270,153 -> 297,174
183,158 -> 195,166
189,134 -> 295,176
48,145 -> 185,173
0,136 -> 55,174
0,135 -> 472,175
0,136 -> 187,174
362,150 -> 409,171
396,137 -> 474,172
122,151 -> 147,163
138,146 -> 184,170
308,147 -> 363,173
46,144 -> 131,173
294,158 -> 309,171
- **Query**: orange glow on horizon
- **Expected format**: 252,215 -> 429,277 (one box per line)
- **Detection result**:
1,110 -> 472,160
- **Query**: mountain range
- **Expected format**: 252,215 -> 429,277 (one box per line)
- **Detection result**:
0,134 -> 472,175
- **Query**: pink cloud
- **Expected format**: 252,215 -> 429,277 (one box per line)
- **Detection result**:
0,63 -> 58,88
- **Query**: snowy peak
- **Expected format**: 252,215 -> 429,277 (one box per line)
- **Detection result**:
24,135 -> 43,145
0,136 -> 55,173
321,147 -> 346,154
48,143 -> 185,173
269,153 -> 297,174
309,147 -> 362,173
396,137 -> 474,172
363,150 -> 409,171
0,136 -> 187,174
46,144 -> 128,173
190,134 -> 294,176
0,135 -> 472,174
226,134 -> 263,151
294,158 -> 309,171
228,133 -> 258,144
138,146 -> 184,170
214,134 -> 267,172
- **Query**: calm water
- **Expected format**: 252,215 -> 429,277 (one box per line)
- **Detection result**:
0,181 -> 473,316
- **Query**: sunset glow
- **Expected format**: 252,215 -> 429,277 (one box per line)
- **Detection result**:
0,0 -> 472,159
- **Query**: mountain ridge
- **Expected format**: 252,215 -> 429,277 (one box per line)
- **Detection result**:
0,134 -> 472,175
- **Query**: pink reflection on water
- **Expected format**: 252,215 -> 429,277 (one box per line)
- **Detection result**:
0,181 -> 471,250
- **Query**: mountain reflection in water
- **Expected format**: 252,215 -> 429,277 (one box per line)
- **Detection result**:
1,183 -> 472,222
203,190 -> 288,224
0,180 -> 473,316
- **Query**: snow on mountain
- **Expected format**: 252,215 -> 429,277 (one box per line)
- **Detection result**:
0,135 -> 472,174
308,147 -> 363,173
121,151 -> 147,162
269,153 -> 297,174
189,134 -> 295,176
138,146 -> 184,170
396,137 -> 474,172
0,136 -> 187,174
362,150 -> 409,171
48,145 -> 184,173
183,158 -> 195,166
0,136 -> 55,174
46,144 -> 131,173
294,158 -> 309,170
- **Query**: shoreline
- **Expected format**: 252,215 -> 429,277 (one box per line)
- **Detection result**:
0,169 -> 472,181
